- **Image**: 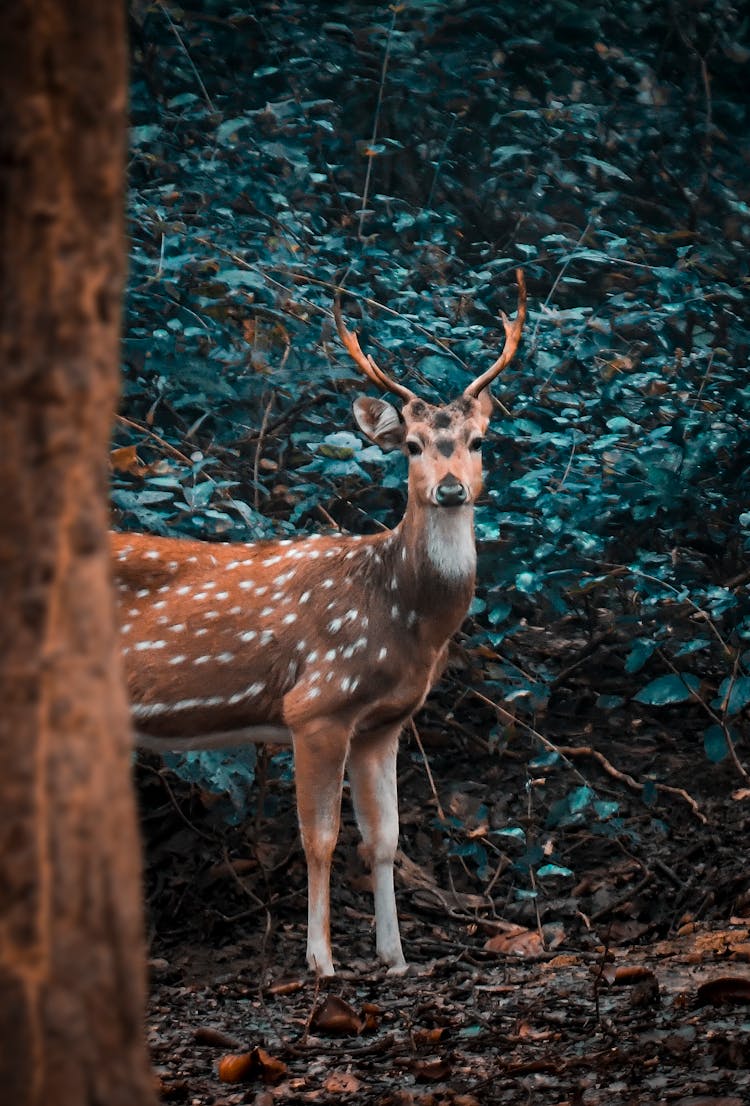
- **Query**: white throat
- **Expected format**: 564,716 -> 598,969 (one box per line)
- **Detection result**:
424,506 -> 476,580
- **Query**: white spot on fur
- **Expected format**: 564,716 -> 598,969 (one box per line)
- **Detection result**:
283,613 -> 297,624
239,630 -> 257,643
299,591 -> 311,604
169,655 -> 187,665
193,655 -> 211,665
216,652 -> 234,663
378,646 -> 388,662
328,618 -> 342,633
170,624 -> 186,633
134,640 -> 167,651
120,623 -> 131,634
307,650 -> 319,663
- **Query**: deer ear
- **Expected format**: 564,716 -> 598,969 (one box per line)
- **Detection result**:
476,388 -> 494,422
353,396 -> 405,451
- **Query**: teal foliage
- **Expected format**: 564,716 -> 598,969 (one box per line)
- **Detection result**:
162,748 -> 257,823
123,0 -> 750,814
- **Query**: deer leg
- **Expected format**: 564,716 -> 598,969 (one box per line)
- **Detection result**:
291,719 -> 350,977
348,726 -> 407,974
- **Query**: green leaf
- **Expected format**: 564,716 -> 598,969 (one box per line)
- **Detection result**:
716,675 -> 750,716
634,673 -> 701,706
703,725 -> 730,763
536,863 -> 573,880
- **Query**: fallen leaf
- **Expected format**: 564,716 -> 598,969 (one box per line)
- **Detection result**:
696,977 -> 750,1006
485,928 -> 545,958
218,1053 -> 254,1084
217,1047 -> 287,1085
323,1072 -> 362,1093
194,1026 -> 241,1049
312,994 -> 363,1035
411,1057 -> 452,1081
110,445 -> 145,475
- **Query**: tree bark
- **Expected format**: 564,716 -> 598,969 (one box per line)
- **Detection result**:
0,3 -> 156,1104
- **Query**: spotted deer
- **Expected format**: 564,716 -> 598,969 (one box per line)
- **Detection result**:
116,271 -> 526,976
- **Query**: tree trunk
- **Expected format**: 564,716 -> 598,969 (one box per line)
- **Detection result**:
0,4 -> 156,1104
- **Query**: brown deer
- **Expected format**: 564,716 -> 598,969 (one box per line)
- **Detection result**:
115,271 -> 526,976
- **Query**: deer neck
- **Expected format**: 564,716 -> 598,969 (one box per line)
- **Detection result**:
390,501 -> 476,629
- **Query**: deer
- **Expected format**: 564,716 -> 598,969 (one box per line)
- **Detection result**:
115,270 -> 526,977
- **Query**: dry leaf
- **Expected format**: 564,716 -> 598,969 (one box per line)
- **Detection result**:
312,994 -> 363,1035
411,1057 -> 452,1081
217,1046 -> 287,1085
485,927 -> 545,958
323,1072 -> 362,1093
696,976 -> 750,1006
110,445 -> 145,475
218,1053 -> 254,1084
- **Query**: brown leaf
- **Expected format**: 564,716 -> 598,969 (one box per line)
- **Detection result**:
193,1026 -> 241,1050
612,965 -> 658,987
323,1072 -> 362,1093
312,994 -> 363,1035
217,1053 -> 254,1084
485,927 -> 545,958
110,444 -> 145,475
696,976 -> 750,1006
266,978 -> 305,997
412,1027 -> 448,1047
217,1047 -> 287,1085
411,1057 -> 452,1082
252,1047 -> 288,1085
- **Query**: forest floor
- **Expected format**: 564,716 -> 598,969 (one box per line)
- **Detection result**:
138,620 -> 750,1106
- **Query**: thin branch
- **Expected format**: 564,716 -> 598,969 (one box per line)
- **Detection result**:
157,1 -> 216,113
409,719 -> 445,820
357,7 -> 398,239
114,413 -> 195,467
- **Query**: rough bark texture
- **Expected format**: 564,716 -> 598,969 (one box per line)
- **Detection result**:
0,3 -> 156,1103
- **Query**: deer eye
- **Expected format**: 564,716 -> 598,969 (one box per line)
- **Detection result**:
406,439 -> 423,457
469,437 -> 483,452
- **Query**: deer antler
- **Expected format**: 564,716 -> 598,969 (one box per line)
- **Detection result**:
333,297 -> 416,403
463,268 -> 527,398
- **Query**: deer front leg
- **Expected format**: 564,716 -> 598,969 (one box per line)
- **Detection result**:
291,719 -> 350,977
348,726 -> 407,974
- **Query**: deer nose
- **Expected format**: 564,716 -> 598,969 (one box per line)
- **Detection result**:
434,477 -> 467,507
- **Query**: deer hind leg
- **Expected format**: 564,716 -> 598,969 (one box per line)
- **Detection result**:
291,718 -> 351,977
348,725 -> 407,974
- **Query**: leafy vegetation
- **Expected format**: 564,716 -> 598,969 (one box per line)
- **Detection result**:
123,0 -> 750,854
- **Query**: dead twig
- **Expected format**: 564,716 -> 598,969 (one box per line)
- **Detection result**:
409,719 -> 445,820
115,413 -> 195,467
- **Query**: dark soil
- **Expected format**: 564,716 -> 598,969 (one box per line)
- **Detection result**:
139,622 -> 750,1105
